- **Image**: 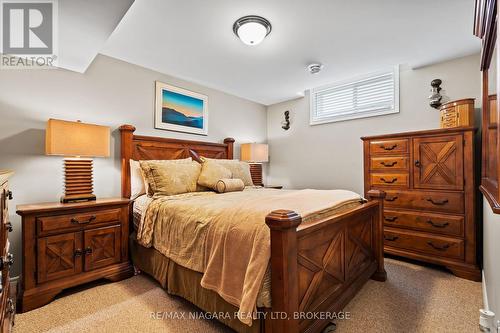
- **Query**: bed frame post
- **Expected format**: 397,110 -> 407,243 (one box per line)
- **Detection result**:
119,124 -> 136,199
224,138 -> 235,159
367,189 -> 387,282
265,210 -> 302,333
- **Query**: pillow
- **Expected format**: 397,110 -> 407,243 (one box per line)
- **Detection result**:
201,157 -> 254,186
197,160 -> 232,190
215,178 -> 245,193
140,158 -> 197,196
130,160 -> 147,199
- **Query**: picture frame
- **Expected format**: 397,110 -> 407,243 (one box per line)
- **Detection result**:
154,81 -> 208,135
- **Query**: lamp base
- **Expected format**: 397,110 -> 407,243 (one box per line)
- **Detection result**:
249,163 -> 263,186
60,194 -> 96,203
61,158 -> 96,203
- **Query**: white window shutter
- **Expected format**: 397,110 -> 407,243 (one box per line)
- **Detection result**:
310,66 -> 399,125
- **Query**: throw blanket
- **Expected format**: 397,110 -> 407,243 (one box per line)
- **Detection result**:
137,188 -> 362,326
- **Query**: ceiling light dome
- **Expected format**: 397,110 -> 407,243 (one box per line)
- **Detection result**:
233,15 -> 272,46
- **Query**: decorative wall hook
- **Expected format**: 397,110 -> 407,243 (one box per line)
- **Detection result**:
429,79 -> 443,109
281,110 -> 290,130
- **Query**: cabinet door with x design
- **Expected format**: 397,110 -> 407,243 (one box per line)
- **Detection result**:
413,134 -> 464,191
83,226 -> 121,271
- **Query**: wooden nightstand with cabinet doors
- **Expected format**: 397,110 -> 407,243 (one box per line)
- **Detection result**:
0,170 -> 15,332
16,198 -> 134,312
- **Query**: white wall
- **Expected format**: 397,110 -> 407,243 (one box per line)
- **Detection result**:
266,54 -> 481,194
483,202 -> 500,321
0,54 -> 267,276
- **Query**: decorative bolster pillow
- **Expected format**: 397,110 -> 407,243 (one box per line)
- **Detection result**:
215,178 -> 245,193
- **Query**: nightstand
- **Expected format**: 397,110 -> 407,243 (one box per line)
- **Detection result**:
16,198 -> 134,312
264,185 -> 283,189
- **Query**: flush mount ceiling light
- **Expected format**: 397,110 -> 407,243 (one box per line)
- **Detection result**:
233,15 -> 272,46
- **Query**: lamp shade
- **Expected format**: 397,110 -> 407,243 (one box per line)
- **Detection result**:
241,143 -> 268,163
45,119 -> 110,157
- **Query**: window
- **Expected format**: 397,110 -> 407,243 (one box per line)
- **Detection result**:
310,66 -> 399,125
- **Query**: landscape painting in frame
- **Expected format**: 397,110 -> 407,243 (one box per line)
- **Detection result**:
155,81 -> 208,135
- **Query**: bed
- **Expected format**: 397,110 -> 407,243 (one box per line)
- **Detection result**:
120,124 -> 387,333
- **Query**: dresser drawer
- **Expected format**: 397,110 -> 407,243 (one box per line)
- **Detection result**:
0,276 -> 13,333
2,296 -> 14,333
370,139 -> 408,155
1,184 -> 8,226
383,209 -> 464,237
2,185 -> 11,249
384,228 -> 464,260
37,208 -> 121,236
370,156 -> 409,170
371,173 -> 409,188
383,190 -> 464,214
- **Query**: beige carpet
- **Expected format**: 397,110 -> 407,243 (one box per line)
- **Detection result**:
336,258 -> 482,332
14,258 -> 481,333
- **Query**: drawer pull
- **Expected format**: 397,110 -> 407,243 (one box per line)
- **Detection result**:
384,216 -> 398,222
380,177 -> 398,184
74,249 -> 83,257
427,242 -> 450,251
5,222 -> 12,233
71,215 -> 96,225
385,196 -> 398,202
6,191 -> 12,200
7,298 -> 14,314
414,160 -> 421,167
380,144 -> 397,151
0,254 -> 10,270
384,235 -> 399,241
84,247 -> 93,255
426,220 -> 450,228
426,198 -> 449,206
5,253 -> 13,267
380,161 -> 397,167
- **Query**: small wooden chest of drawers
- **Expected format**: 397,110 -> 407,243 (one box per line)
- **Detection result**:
439,98 -> 475,128
362,127 -> 481,281
16,198 -> 134,312
0,171 -> 15,333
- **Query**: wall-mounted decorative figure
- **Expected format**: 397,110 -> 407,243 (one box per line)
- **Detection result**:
281,110 -> 290,130
429,79 -> 443,109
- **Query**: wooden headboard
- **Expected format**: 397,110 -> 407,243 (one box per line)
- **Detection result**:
119,125 -> 234,198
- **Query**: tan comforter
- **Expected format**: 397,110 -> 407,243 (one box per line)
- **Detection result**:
137,188 -> 362,326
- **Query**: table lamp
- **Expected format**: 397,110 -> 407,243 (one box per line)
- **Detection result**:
45,119 -> 110,203
241,143 -> 268,186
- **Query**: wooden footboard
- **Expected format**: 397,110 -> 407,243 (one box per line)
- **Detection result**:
264,190 -> 386,333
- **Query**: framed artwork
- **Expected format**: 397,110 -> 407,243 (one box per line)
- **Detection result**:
155,81 -> 208,135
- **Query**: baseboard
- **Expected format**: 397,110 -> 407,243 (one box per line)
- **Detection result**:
481,270 -> 498,331
483,271 -> 489,310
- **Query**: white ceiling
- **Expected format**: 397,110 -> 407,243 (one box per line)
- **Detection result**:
100,0 -> 480,105
58,0 -> 134,73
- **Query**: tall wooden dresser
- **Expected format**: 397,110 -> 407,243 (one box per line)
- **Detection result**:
362,127 -> 481,281
0,171 -> 15,332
